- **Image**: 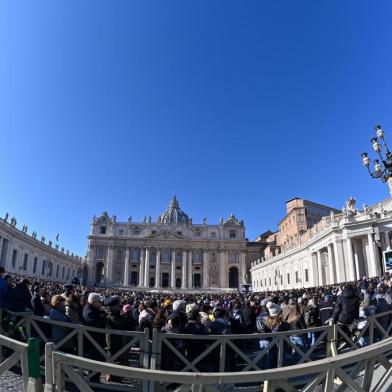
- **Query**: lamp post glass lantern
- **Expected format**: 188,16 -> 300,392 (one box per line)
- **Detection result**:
361,125 -> 392,196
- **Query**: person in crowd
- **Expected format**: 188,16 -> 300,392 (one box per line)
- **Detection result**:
139,300 -> 158,334
49,295 -> 74,353
170,300 -> 187,332
332,284 -> 360,351
31,285 -> 45,317
6,279 -> 32,313
373,286 -> 392,341
199,303 -> 212,330
65,294 -> 81,323
83,293 -> 107,383
105,296 -> 129,381
285,299 -> 307,363
305,297 -> 321,347
0,268 -> 9,308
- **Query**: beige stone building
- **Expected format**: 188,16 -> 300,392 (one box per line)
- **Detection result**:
87,196 -> 247,290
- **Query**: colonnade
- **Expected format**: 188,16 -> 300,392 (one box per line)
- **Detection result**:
312,231 -> 387,286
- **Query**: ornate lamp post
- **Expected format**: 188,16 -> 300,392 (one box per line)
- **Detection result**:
361,125 -> 392,196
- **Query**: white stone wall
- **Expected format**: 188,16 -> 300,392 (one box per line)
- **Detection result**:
0,218 -> 83,282
251,198 -> 392,291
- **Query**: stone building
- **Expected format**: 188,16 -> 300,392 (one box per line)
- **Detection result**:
251,198 -> 392,291
0,214 -> 83,281
87,196 -> 247,290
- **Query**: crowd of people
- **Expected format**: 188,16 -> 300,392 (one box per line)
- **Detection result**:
0,267 -> 392,382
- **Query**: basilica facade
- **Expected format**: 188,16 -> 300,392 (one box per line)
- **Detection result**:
87,196 -> 247,290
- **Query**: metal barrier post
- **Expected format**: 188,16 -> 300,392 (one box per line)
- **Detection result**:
43,343 -> 54,392
27,338 -> 44,392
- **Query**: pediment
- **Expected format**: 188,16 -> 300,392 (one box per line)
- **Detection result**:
146,230 -> 183,240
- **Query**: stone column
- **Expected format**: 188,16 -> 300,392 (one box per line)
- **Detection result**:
144,248 -> 150,287
139,248 -> 145,287
333,241 -> 346,283
106,246 -> 113,283
123,248 -> 130,286
202,250 -> 208,288
367,233 -> 377,278
383,231 -> 391,251
181,249 -> 187,289
219,249 -> 226,288
155,248 -> 161,288
239,250 -> 247,285
188,250 -> 193,288
171,250 -> 176,288
327,244 -> 336,284
87,245 -> 95,284
316,250 -> 323,286
352,239 -> 361,281
345,237 -> 355,281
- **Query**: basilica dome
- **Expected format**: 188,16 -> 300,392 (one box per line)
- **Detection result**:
157,195 -> 190,225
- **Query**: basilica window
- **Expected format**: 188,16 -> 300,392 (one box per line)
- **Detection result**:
118,229 -> 124,235
33,257 -> 38,274
192,250 -> 203,264
194,230 -> 201,237
176,252 -> 182,263
162,249 -> 171,263
23,253 -> 28,271
305,269 -> 309,282
229,230 -> 236,238
96,247 -> 105,260
42,260 -> 46,275
287,273 -> 290,284
56,265 -> 59,278
130,248 -> 140,262
295,271 -> 299,283
11,249 -> 17,268
211,232 -> 216,239
229,252 -> 238,263
133,228 -> 141,235
100,226 -> 107,234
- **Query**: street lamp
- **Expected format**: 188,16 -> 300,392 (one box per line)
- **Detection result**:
361,125 -> 392,196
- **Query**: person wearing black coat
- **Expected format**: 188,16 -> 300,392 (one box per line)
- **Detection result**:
31,286 -> 45,317
332,285 -> 360,344
82,293 -> 107,383
319,295 -> 334,325
6,279 -> 32,312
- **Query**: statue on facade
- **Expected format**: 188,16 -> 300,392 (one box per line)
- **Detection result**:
363,204 -> 369,215
40,236 -> 45,243
203,217 -> 207,224
379,202 -> 385,214
4,213 -> 8,222
343,197 -> 357,217
10,217 -> 16,227
55,244 -> 59,250
48,241 -> 52,247
148,216 -> 152,223
330,210 -> 335,221
32,231 -> 37,239
111,215 -> 117,223
128,216 -> 132,223
220,217 -> 224,225
61,247 -> 64,253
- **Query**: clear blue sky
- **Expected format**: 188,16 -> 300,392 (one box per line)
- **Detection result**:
1,1 -> 392,256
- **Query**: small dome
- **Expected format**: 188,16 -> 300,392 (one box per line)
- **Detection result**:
157,195 -> 190,225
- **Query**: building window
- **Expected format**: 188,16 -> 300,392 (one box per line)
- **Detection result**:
130,248 -> 140,262
269,277 -> 271,286
295,271 -> 299,283
151,230 -> 156,235
33,257 -> 38,274
118,229 -> 124,235
56,265 -> 59,278
176,266 -> 181,270
287,273 -> 290,284
11,250 -> 17,268
42,260 -> 46,275
100,226 -> 107,234
211,232 -> 216,239
194,230 -> 201,237
161,249 -> 171,263
229,230 -> 236,238
177,231 -> 182,235
62,266 -> 65,279
132,228 -> 141,235
96,247 -> 105,259
229,252 -> 238,263
23,254 -> 28,271
305,269 -> 309,282
67,268 -> 70,279
280,275 -> 283,284
192,250 -> 203,264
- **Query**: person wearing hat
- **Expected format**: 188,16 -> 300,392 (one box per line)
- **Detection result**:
62,284 -> 74,299
82,293 -> 107,383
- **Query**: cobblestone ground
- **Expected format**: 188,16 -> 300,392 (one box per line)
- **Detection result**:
0,371 -> 24,391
